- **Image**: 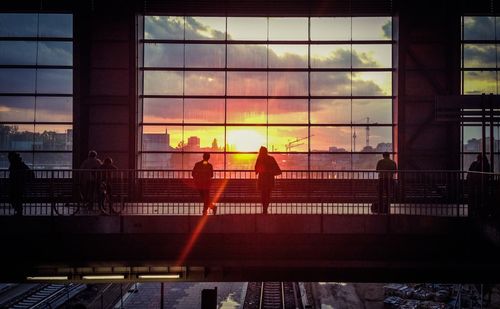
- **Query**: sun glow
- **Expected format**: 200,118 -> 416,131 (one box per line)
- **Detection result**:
227,129 -> 266,152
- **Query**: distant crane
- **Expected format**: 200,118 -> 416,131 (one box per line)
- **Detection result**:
285,135 -> 312,152
352,117 -> 376,151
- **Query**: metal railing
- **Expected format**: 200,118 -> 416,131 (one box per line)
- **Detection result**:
0,169 -> 498,217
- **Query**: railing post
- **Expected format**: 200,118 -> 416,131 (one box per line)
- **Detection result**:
50,170 -> 55,216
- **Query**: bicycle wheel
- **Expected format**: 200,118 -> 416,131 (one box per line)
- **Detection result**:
52,193 -> 80,216
110,196 -> 124,215
98,189 -> 112,215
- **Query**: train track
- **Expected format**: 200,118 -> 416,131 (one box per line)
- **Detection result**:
0,283 -> 85,309
243,282 -> 301,309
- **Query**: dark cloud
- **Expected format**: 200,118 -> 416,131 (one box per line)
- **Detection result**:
463,44 -> 496,67
382,20 -> 392,39
141,16 -> 392,149
463,17 -> 496,40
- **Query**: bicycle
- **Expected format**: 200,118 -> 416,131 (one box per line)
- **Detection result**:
98,180 -> 124,215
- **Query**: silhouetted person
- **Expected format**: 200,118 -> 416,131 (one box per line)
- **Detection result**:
192,153 -> 215,215
98,157 -> 118,207
255,146 -> 281,214
8,152 -> 32,216
375,152 -> 397,214
79,150 -> 102,206
467,154 -> 491,216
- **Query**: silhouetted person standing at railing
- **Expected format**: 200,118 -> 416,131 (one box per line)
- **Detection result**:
467,154 -> 491,216
79,150 -> 102,207
99,157 -> 118,209
255,146 -> 282,214
192,152 -> 215,215
375,152 -> 397,214
8,152 -> 32,216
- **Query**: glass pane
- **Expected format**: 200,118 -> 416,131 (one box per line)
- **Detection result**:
37,69 -> 73,94
311,153 -> 352,170
141,153 -> 182,170
185,17 -> 225,40
311,99 -> 350,124
34,152 -> 72,169
352,72 -> 392,96
227,99 -> 267,124
310,17 -> 351,41
311,126 -> 352,152
352,17 -> 392,40
463,44 -> 496,68
0,41 -> 37,65
145,16 -> 184,40
228,44 -> 267,68
143,98 -> 183,123
36,97 -> 72,122
183,126 -> 224,151
144,71 -> 183,95
0,96 -> 35,122
268,126 -> 308,152
268,99 -> 308,124
268,45 -> 308,68
0,13 -> 37,37
463,16 -> 495,40
185,71 -> 225,95
34,124 -> 72,151
352,99 -> 392,124
463,125 -> 489,152
227,17 -> 267,40
183,152 -> 224,170
273,153 -> 308,170
37,42 -> 73,66
142,125 -> 182,151
269,18 -> 308,40
0,124 -> 34,151
311,72 -> 352,96
362,126 -> 393,152
144,43 -> 183,68
226,126 -> 267,152
0,69 -> 36,93
311,45 -> 351,68
0,152 -> 34,169
227,72 -> 267,96
269,72 -> 308,96
463,71 -> 497,95
352,153 -> 380,170
226,153 -> 258,170
185,44 -> 225,68
184,99 -> 224,123
352,44 -> 392,68
39,14 -> 72,38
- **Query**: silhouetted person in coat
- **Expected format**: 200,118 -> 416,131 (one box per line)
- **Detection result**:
79,150 -> 102,205
255,146 -> 281,214
467,154 -> 491,216
98,157 -> 118,207
192,153 -> 215,215
375,152 -> 397,214
8,152 -> 32,216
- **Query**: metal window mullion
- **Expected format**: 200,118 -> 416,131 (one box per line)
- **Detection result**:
225,16 -> 228,171
308,16 -> 311,171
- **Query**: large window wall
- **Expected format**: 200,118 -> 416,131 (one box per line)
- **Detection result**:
0,13 -> 73,169
139,16 -> 394,170
461,16 -> 500,172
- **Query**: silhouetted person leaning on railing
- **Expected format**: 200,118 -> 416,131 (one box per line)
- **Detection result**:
255,146 -> 282,214
374,152 -> 397,214
8,152 -> 33,216
192,152 -> 216,215
467,154 -> 491,217
79,150 -> 102,208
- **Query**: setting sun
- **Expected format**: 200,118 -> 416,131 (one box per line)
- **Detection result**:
227,129 -> 266,152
